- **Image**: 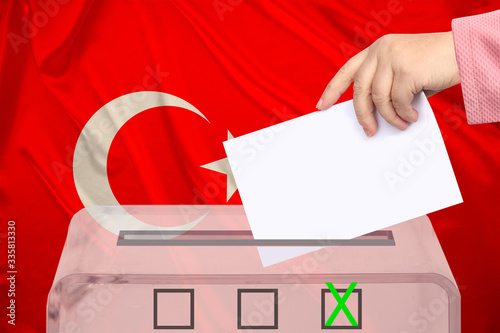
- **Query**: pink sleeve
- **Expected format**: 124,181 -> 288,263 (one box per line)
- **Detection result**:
451,10 -> 500,124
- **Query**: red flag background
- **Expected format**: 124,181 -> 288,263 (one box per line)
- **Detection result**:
1,0 -> 500,331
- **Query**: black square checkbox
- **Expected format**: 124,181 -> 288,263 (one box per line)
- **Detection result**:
154,289 -> 194,329
321,288 -> 362,329
238,289 -> 278,329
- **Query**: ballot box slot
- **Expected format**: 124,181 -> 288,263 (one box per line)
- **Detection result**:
117,230 -> 394,246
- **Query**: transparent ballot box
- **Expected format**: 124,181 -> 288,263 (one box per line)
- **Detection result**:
47,205 -> 460,332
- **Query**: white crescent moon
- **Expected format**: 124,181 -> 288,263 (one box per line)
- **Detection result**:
73,91 -> 210,235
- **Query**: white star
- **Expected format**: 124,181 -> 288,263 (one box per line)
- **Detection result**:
201,131 -> 237,202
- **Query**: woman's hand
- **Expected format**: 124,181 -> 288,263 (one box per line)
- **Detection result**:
316,32 -> 460,137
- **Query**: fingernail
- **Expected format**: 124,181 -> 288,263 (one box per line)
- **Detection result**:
409,108 -> 419,122
316,98 -> 323,110
363,127 -> 373,137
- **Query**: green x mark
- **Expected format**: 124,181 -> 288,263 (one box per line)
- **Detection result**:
325,282 -> 358,327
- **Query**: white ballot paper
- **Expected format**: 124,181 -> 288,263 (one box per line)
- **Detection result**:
223,93 -> 462,266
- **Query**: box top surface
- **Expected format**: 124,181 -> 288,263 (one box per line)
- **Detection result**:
51,205 -> 456,289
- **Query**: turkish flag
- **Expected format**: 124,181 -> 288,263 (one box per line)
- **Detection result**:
1,0 -> 500,332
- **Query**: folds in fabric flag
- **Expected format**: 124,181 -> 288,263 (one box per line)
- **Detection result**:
1,1 -> 500,332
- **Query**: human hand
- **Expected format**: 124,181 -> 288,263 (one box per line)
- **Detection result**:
316,32 -> 460,137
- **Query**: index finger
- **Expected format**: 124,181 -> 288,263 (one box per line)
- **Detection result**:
316,49 -> 368,110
